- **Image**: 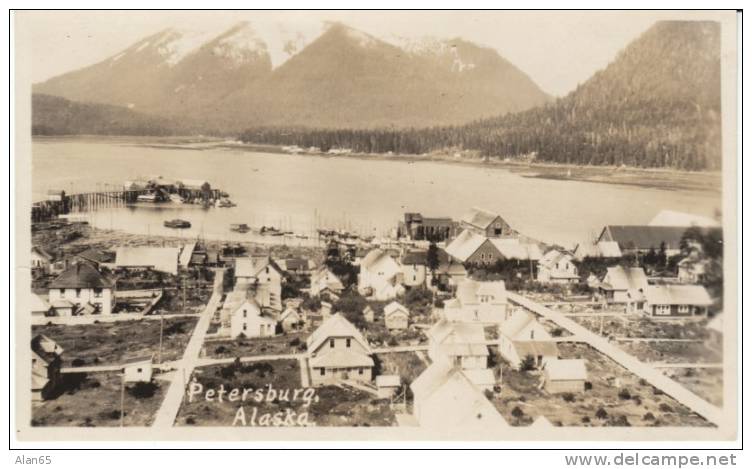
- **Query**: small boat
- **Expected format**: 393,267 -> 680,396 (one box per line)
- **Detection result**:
169,194 -> 184,204
164,219 -> 191,229
230,223 -> 251,233
137,193 -> 159,203
260,226 -> 283,236
216,198 -> 236,208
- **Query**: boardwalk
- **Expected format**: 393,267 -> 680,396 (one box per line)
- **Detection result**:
507,292 -> 724,426
152,268 -> 225,428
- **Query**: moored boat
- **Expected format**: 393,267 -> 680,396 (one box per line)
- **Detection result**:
164,219 -> 191,229
230,223 -> 251,233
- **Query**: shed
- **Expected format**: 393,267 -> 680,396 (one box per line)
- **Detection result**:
544,359 -> 587,394
384,301 -> 409,330
375,374 -> 401,399
123,355 -> 154,383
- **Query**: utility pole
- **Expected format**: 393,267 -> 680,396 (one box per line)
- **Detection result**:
120,373 -> 125,427
158,307 -> 164,365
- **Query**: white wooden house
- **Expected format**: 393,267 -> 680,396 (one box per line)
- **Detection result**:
384,301 -> 409,331
123,355 -> 154,383
498,309 -> 557,369
306,314 -> 373,386
537,250 -> 579,284
358,249 -> 405,301
230,299 -> 277,338
443,279 -> 508,323
48,263 -> 113,315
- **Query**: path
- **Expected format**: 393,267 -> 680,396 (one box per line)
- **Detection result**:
194,352 -> 305,368
372,345 -> 429,354
651,362 -> 723,369
152,268 -> 225,428
614,337 -> 704,343
507,292 -> 724,426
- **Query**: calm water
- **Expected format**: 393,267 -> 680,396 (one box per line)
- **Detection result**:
31,139 -> 721,248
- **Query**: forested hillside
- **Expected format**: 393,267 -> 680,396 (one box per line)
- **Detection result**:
31,94 -> 186,136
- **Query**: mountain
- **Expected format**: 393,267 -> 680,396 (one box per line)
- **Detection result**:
238,21 -> 722,171
31,94 -> 184,136
33,22 -> 550,130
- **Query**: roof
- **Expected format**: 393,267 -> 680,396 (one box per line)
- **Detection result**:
499,309 -> 537,338
179,178 -> 210,190
461,207 -> 501,230
445,230 -> 487,262
115,247 -> 180,274
280,307 -> 301,322
490,239 -> 542,260
402,250 -> 428,266
49,263 -> 113,289
602,266 -> 648,291
597,241 -> 623,258
31,334 -> 62,364
384,301 -> 409,318
530,415 -> 554,428
310,349 -> 374,368
30,294 -> 52,313
600,225 -> 692,251
421,217 -> 454,227
282,258 -> 312,271
307,313 -> 370,353
76,248 -> 114,264
707,314 -> 723,333
539,249 -> 573,269
645,285 -> 713,306
31,246 -> 54,261
123,354 -> 154,366
429,320 -> 488,357
179,242 -> 197,267
232,299 -> 263,317
649,210 -> 720,228
544,359 -> 587,381
455,279 -> 507,306
375,375 -> 401,388
311,267 -> 344,291
235,256 -> 282,278
512,340 -> 559,359
360,249 -> 401,276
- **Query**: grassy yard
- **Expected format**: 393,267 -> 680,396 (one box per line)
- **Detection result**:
375,351 -> 429,384
203,331 -> 310,358
176,359 -> 396,427
571,315 -> 709,341
619,341 -> 722,365
488,344 -> 712,427
32,317 -> 198,367
31,372 -> 166,427
663,368 -> 723,407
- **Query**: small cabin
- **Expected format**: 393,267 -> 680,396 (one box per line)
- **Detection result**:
123,355 -> 154,383
544,359 -> 587,394
375,374 -> 401,399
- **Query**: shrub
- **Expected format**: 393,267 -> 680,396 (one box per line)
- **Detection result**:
659,403 -> 673,413
129,381 -> 158,399
610,415 -> 630,426
581,416 -> 591,424
520,354 -> 537,372
215,345 -> 228,354
551,328 -> 564,338
618,388 -> 632,400
561,392 -> 575,402
584,381 -> 593,391
595,407 -> 608,420
71,358 -> 86,367
643,412 -> 656,421
511,406 -> 525,421
632,395 -> 642,406
289,337 -> 301,347
185,417 -> 196,425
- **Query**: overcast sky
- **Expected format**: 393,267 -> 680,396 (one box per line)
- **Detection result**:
15,10 -> 709,96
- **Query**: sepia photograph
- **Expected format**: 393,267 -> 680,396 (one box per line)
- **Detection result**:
9,8 -> 741,449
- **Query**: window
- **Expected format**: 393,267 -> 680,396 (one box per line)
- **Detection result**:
678,304 -> 690,314
320,368 -> 325,376
243,309 -> 247,318
137,368 -> 142,373
75,289 -> 81,298
242,324 -> 247,331
93,288 -> 102,298
330,339 -> 335,348
359,368 -> 364,375
346,338 -> 351,348
60,289 -> 65,295
530,330 -> 535,339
